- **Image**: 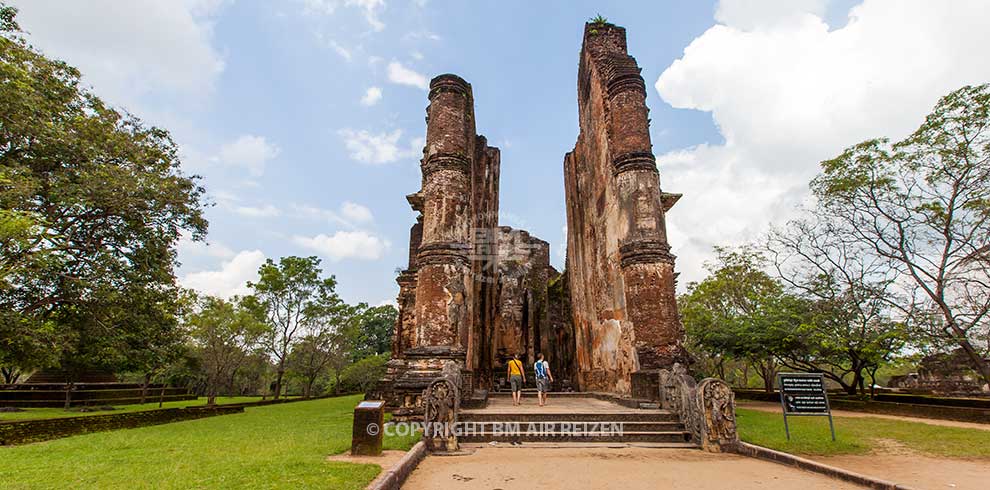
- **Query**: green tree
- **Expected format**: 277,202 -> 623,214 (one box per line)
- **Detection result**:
0,4 -> 207,381
249,256 -> 342,400
811,84 -> 990,386
769,218 -> 910,395
185,295 -> 267,406
681,247 -> 803,393
353,304 -> 397,358
340,353 -> 390,394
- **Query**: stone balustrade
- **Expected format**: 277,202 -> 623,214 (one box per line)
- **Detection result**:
658,363 -> 739,452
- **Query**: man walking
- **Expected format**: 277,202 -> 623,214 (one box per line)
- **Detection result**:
507,353 -> 526,406
534,353 -> 553,407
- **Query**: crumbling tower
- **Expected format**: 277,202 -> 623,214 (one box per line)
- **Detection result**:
414,74 -> 476,354
373,75 -> 519,416
564,22 -> 689,395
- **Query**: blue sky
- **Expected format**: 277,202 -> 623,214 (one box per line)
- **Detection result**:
10,0 -> 990,306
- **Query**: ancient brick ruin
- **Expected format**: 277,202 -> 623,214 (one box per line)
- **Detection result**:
372,22 -> 688,414
565,22 -> 690,396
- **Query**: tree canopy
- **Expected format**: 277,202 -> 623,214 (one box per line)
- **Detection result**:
0,4 -> 208,381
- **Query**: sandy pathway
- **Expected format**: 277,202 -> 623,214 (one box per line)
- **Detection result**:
402,447 -> 865,489
737,400 -> 990,431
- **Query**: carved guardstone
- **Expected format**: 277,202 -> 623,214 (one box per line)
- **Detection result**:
658,363 -> 739,452
422,361 -> 462,452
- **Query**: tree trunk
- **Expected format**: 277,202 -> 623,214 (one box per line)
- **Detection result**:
1,367 -> 20,384
63,382 -> 73,410
304,378 -> 314,399
334,371 -> 342,395
273,370 -> 284,400
868,366 -> 879,399
140,372 -> 151,405
755,360 -> 777,393
158,382 -> 166,408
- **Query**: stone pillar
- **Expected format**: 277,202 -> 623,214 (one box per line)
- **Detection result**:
596,26 -> 687,371
413,74 -> 475,356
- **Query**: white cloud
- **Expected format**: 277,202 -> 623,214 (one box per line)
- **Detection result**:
231,204 -> 281,218
293,231 -> 390,261
301,0 -> 385,31
217,135 -> 280,176
338,129 -> 422,164
292,201 -> 374,227
404,30 -> 441,42
211,191 -> 281,219
346,0 -> 385,32
340,201 -> 374,224
9,0 -> 226,107
329,40 -> 353,61
387,61 -> 429,90
177,232 -> 236,259
179,250 -> 266,298
654,0 -> 990,287
360,86 -> 383,106
714,0 -> 827,31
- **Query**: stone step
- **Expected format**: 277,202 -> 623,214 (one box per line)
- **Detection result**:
455,421 -> 685,432
460,411 -> 679,423
459,430 -> 694,444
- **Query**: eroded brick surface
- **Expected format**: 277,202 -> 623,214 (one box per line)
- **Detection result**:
564,23 -> 689,395
375,23 -> 688,408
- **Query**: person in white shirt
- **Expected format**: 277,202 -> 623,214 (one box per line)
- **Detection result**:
534,353 -> 554,407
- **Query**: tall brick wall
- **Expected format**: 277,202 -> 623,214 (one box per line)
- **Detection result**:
564,23 -> 689,394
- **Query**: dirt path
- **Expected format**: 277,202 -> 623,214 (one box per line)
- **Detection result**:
737,400 -> 990,431
402,447 -> 865,489
814,440 -> 989,490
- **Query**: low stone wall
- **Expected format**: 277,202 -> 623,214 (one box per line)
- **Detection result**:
734,389 -> 990,424
366,441 -> 428,490
829,399 -> 990,424
0,406 -> 243,445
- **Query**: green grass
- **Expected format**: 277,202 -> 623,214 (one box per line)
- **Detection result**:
0,396 -> 273,422
736,408 -> 990,458
0,395 -> 420,489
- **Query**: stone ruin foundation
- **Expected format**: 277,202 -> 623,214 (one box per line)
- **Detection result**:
370,22 -> 690,417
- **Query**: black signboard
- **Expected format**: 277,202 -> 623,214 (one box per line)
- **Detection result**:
777,373 -> 835,441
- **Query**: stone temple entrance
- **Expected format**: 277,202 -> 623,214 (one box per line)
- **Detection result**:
369,21 -> 689,418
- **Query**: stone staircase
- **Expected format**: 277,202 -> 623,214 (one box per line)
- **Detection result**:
457,392 -> 696,446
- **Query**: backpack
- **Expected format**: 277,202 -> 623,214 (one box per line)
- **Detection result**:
535,360 -> 547,378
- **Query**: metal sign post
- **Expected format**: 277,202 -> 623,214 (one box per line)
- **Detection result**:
777,373 -> 835,441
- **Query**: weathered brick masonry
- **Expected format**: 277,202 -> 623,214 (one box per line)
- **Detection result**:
373,22 -> 689,409
564,22 -> 689,395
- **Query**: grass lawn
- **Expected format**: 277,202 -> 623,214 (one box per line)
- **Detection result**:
736,408 -> 990,458
0,395 -> 420,490
0,396 -> 274,422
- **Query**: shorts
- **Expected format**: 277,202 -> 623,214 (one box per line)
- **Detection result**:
536,377 -> 550,393
510,375 -> 523,392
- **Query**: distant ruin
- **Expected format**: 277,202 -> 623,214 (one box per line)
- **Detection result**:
371,22 -> 687,414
